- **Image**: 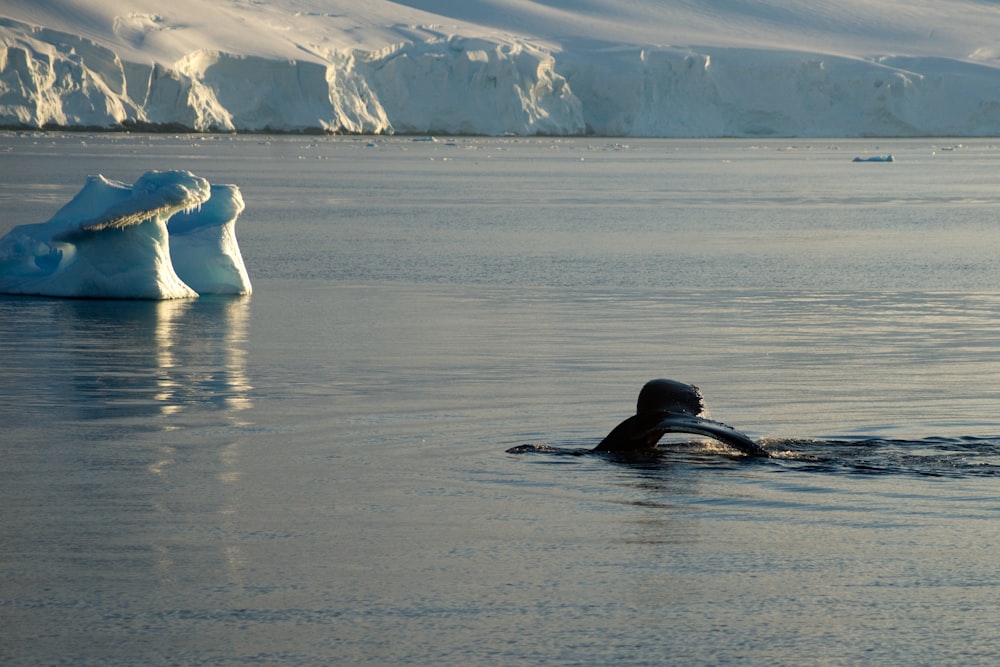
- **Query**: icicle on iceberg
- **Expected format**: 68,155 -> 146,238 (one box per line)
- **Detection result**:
0,170 -> 252,299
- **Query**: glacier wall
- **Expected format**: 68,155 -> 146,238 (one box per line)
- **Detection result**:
3,16 -> 1000,137
563,46 -> 1000,137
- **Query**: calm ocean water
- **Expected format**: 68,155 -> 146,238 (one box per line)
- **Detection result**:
4,133 -> 1000,665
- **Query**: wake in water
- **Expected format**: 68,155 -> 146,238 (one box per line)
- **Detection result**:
509,435 -> 1000,478
765,435 -> 1000,478
505,380 -> 1000,477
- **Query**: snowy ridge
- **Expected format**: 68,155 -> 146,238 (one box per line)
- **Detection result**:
3,1 -> 1000,136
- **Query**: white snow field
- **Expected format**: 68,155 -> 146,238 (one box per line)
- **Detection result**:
3,1 -> 1000,136
0,170 -> 251,299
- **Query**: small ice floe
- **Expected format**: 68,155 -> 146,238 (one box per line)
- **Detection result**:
852,155 -> 894,162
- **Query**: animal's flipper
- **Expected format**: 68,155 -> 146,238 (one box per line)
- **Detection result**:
594,411 -> 768,457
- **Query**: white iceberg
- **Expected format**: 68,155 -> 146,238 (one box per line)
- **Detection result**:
0,170 -> 251,300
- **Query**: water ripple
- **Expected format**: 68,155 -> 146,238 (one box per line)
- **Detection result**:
509,436 -> 1000,478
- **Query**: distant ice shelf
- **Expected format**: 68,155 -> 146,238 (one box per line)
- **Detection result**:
5,3 -> 1000,137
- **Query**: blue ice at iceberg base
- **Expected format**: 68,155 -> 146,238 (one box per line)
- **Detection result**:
0,170 -> 252,299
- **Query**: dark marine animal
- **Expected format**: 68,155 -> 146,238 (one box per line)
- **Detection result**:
508,379 -> 768,457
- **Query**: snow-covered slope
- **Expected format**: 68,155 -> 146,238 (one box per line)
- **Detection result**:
3,0 -> 1000,136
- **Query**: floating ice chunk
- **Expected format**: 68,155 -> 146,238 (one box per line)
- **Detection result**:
0,170 -> 250,300
168,184 -> 252,295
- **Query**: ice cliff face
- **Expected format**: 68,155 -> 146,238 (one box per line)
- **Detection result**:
345,38 -> 582,136
563,46 -> 1000,137
3,14 -> 1000,137
0,19 -> 582,135
0,19 -> 139,128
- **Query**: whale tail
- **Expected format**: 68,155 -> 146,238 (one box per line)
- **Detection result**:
635,378 -> 704,416
593,379 -> 768,457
